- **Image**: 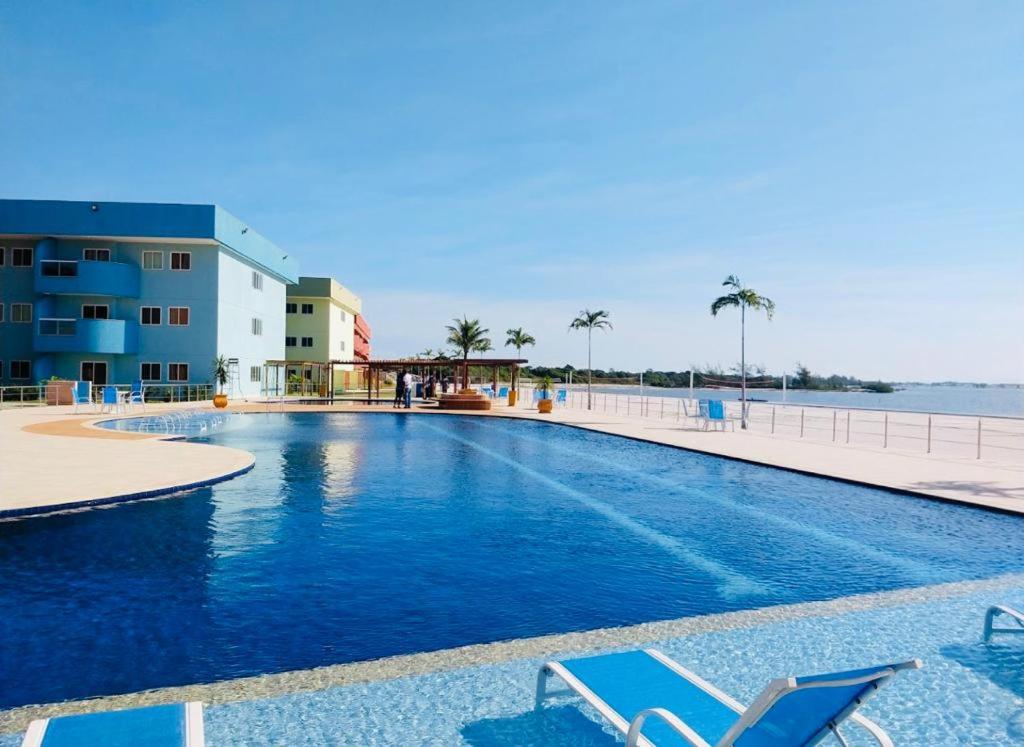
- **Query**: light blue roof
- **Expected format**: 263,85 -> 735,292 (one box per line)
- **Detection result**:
0,199 -> 298,283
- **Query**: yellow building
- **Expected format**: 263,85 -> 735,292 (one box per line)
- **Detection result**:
285,276 -> 368,391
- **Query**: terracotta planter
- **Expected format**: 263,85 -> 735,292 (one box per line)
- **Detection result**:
45,380 -> 76,406
213,394 -> 229,409
508,390 -> 518,407
538,398 -> 553,414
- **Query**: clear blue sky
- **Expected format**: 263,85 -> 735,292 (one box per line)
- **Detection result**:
2,1 -> 1021,382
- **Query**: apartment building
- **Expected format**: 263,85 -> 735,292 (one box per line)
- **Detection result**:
0,199 -> 298,397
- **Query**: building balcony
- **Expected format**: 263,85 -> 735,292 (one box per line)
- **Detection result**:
36,259 -> 140,298
34,318 -> 139,355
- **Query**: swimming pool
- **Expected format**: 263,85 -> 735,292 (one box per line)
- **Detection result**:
2,412 -> 1023,710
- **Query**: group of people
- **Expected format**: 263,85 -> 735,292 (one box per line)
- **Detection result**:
392,371 -> 453,408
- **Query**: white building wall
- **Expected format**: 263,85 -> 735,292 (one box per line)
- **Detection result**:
216,250 -> 286,397
330,304 -> 356,367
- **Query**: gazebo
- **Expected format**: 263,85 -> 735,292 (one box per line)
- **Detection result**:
331,358 -> 528,405
262,360 -> 334,399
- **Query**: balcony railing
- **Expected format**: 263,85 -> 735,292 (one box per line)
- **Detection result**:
36,259 -> 140,297
34,317 -> 139,355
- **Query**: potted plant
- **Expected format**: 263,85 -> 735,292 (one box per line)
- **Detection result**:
537,376 -> 554,414
212,356 -> 230,408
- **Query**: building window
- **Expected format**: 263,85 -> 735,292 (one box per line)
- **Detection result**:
169,307 -> 190,326
140,306 -> 162,325
170,251 -> 191,271
11,247 -> 32,267
340,309 -> 346,322
0,248 -> 5,266
0,304 -> 4,323
82,304 -> 109,320
286,302 -> 297,314
83,247 -> 111,262
38,319 -> 75,336
41,260 -> 77,277
252,271 -> 263,290
301,337 -> 313,348
285,336 -> 297,347
250,365 -> 261,383
168,363 -> 189,382
301,303 -> 314,315
140,362 -> 161,381
142,251 -> 163,270
11,303 -> 32,323
251,317 -> 262,336
339,340 -> 346,352
11,360 -> 31,379
0,361 -> 3,377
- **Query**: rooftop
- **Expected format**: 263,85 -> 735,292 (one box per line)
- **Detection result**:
286,276 -> 362,314
0,199 -> 299,283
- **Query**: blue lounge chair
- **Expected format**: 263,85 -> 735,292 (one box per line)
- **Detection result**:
984,604 -> 1024,641
537,648 -> 920,747
555,390 -> 567,405
100,385 -> 123,414
126,379 -> 146,411
698,399 -> 732,431
71,381 -> 97,414
498,386 -> 509,398
22,702 -> 203,747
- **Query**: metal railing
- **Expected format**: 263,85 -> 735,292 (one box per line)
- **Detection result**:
511,385 -> 1024,466
0,383 -> 214,409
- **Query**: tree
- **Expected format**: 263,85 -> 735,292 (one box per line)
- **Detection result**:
445,316 -> 490,390
569,309 -> 612,410
211,355 -> 230,394
710,275 -> 775,428
793,363 -> 813,389
504,327 -> 536,391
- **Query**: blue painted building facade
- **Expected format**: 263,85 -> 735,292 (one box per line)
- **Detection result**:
0,200 -> 299,397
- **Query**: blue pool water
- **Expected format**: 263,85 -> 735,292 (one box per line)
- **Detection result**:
3,412 -> 1024,710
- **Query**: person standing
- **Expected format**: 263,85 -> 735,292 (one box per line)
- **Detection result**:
394,370 -> 406,408
403,370 -> 413,409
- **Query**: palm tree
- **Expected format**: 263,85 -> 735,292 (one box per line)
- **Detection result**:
445,316 -> 490,390
710,275 -> 775,428
569,309 -> 612,410
504,327 -> 536,391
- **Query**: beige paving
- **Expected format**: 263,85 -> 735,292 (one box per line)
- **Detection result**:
0,404 -> 253,516
2,398 -> 1023,517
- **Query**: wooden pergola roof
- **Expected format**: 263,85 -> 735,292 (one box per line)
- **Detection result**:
329,358 -> 528,367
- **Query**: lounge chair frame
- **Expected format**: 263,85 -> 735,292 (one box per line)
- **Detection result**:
537,648 -> 919,747
22,702 -> 203,747
983,604 -> 1024,642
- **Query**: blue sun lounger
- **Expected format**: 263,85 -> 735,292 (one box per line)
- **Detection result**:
22,702 -> 203,747
983,604 -> 1024,641
537,649 -> 920,746
71,380 -> 97,414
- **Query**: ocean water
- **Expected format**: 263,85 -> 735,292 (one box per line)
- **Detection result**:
585,384 -> 1024,417
3,413 -> 1024,710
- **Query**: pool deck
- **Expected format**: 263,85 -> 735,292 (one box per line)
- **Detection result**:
0,404 -> 254,517
1,400 -> 1022,518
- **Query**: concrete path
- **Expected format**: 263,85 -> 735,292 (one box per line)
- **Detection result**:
2,400 -> 1022,517
0,404 -> 253,517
